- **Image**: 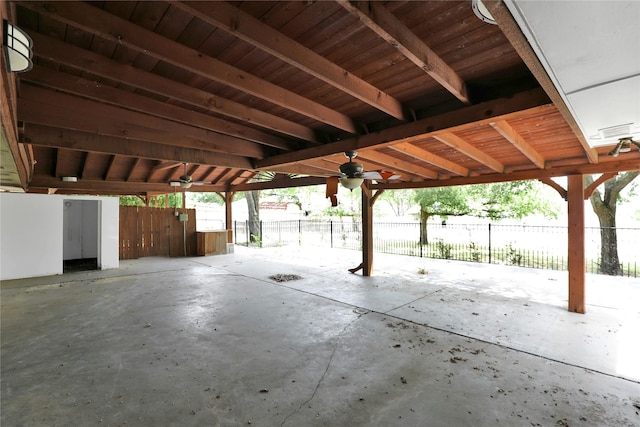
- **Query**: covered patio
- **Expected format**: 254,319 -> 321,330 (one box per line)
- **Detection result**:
2,246 -> 639,426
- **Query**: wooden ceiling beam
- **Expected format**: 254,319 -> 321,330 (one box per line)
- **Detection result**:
29,33 -> 319,143
357,150 -> 439,179
388,143 -> 469,176
126,158 -> 141,182
337,0 -> 469,104
490,120 -> 546,169
433,132 -> 504,173
28,176 -> 227,194
373,157 -> 640,190
22,125 -> 254,170
256,88 -> 549,169
20,1 -> 358,134
210,168 -> 233,185
230,176 -> 327,192
18,86 -> 266,159
104,155 -> 118,181
485,0 -> 598,164
150,161 -> 183,173
80,152 -> 91,180
23,66 -> 295,151
174,1 -> 406,121
54,148 -> 62,178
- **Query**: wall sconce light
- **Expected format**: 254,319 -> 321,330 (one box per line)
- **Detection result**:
61,176 -> 78,182
3,19 -> 33,72
472,0 -> 497,25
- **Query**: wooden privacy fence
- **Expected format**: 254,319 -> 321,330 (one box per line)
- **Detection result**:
119,206 -> 197,259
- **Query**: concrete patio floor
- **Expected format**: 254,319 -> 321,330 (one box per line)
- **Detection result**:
2,246 -> 639,426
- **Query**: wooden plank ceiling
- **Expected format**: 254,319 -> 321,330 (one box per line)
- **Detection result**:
11,0 -> 640,196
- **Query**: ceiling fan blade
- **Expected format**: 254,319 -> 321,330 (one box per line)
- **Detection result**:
361,171 -> 400,180
191,181 -> 210,185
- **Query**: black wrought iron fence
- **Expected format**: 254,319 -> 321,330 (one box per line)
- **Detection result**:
233,220 -> 639,277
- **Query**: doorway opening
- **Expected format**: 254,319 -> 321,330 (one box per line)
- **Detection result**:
63,200 -> 101,273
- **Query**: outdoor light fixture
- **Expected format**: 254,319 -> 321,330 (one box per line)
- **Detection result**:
3,20 -> 33,72
180,180 -> 192,189
61,176 -> 78,182
608,137 -> 640,157
339,177 -> 364,191
472,0 -> 497,25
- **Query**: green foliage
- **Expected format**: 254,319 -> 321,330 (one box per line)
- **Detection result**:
414,181 -> 559,222
192,192 -> 224,205
323,186 -> 361,218
119,195 -> 144,206
435,239 -> 453,259
414,186 -> 470,220
378,189 -> 414,216
506,242 -> 523,266
468,241 -> 481,262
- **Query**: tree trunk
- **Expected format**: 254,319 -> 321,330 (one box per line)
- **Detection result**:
419,210 -> 431,245
593,203 -> 620,275
586,171 -> 639,275
246,190 -> 261,244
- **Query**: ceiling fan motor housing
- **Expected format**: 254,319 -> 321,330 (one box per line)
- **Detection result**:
339,160 -> 364,178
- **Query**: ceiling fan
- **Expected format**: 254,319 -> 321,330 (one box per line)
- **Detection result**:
169,163 -> 209,189
337,150 -> 400,190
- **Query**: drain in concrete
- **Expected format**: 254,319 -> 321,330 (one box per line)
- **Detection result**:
269,273 -> 303,282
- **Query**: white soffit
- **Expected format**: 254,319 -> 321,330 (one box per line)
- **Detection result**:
505,0 -> 640,147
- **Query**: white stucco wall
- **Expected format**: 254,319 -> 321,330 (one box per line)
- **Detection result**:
0,193 -> 119,280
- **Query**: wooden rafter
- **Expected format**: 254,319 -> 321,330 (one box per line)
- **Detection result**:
19,1 -> 358,134
174,1 -> 407,121
23,66 -> 295,151
432,132 -> 504,173
337,0 -> 469,104
23,126 -> 253,170
357,150 -> 439,179
29,33 -> 319,143
373,157 -> 640,190
485,0 -> 598,164
490,120 -> 545,169
388,143 -> 469,176
151,161 -> 183,173
256,88 -> 549,169
104,155 -> 118,181
18,87 -> 266,159
126,158 -> 142,182
80,152 -> 91,180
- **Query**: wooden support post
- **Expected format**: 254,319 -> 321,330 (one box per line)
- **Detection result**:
361,181 -> 374,276
225,191 -> 235,243
567,174 -> 586,313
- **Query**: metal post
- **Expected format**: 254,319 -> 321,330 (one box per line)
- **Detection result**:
245,220 -> 249,247
488,223 -> 492,264
259,221 -> 263,248
330,220 -> 333,248
419,222 -> 423,258
298,220 -> 302,246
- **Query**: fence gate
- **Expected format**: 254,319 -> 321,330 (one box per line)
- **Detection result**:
119,206 -> 197,259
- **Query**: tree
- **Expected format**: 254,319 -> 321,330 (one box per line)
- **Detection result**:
414,180 -> 558,244
586,171 -> 639,275
414,186 -> 470,244
245,190 -> 261,243
191,192 -> 224,205
377,189 -> 413,217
